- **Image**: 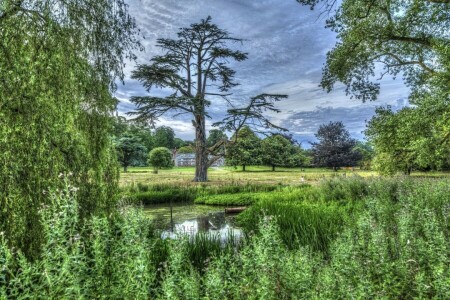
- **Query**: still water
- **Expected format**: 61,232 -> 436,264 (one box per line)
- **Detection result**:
144,203 -> 243,241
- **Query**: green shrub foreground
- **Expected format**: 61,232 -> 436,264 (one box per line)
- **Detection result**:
1,178 -> 449,299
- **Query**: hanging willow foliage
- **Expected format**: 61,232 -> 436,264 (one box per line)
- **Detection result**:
0,0 -> 141,258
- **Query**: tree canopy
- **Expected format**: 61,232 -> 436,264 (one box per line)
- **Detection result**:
297,0 -> 450,171
115,135 -> 147,172
148,147 -> 174,173
226,127 -> 261,171
129,17 -> 286,181
311,122 -> 361,170
154,126 -> 176,150
261,135 -> 296,171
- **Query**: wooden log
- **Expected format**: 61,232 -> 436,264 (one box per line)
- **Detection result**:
225,207 -> 247,214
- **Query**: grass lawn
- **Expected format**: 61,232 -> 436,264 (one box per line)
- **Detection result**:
119,166 -> 376,186
120,166 -> 450,186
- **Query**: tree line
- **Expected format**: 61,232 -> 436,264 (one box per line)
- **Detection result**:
113,116 -> 373,172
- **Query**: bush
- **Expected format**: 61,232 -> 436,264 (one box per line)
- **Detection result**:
148,147 -> 173,172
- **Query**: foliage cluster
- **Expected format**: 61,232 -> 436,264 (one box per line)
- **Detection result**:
113,119 -> 191,171
148,147 -> 174,172
297,0 -> 450,173
226,127 -> 310,171
311,121 -> 362,170
0,0 -> 139,259
2,177 -> 448,299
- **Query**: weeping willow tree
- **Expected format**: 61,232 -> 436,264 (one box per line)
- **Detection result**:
0,0 -> 140,258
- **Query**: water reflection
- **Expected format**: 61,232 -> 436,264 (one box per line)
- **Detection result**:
144,204 -> 242,242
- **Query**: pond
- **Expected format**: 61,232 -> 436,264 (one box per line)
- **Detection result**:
144,203 -> 243,242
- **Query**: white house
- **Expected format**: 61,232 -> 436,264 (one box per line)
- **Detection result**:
174,153 -> 225,167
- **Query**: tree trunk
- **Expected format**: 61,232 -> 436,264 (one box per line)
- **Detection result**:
124,165 -> 127,172
405,166 -> 412,175
272,165 -> 275,172
242,165 -> 246,171
194,113 -> 208,182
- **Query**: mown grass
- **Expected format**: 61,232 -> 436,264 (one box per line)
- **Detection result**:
2,177 -> 449,299
120,166 -> 450,187
120,166 -> 377,186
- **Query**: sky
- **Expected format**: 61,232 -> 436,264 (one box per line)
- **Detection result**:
115,0 -> 410,145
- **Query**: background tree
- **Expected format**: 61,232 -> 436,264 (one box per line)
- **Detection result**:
261,135 -> 295,171
0,0 -> 139,258
130,17 -> 286,182
148,147 -> 174,173
226,127 -> 261,171
115,135 -> 148,172
127,122 -> 155,152
311,122 -> 361,171
288,145 -> 310,168
174,138 -> 191,149
353,141 -> 375,170
177,145 -> 196,154
154,126 -> 176,149
112,116 -> 154,167
207,129 -> 228,148
365,106 -> 448,175
297,0 -> 450,169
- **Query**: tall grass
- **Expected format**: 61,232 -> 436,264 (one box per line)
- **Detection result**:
121,182 -> 284,206
238,200 -> 346,255
1,177 -> 448,299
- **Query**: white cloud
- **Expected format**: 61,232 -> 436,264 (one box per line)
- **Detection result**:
117,0 -> 411,142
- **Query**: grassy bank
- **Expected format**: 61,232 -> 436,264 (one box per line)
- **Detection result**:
1,177 -> 449,299
121,181 -> 283,205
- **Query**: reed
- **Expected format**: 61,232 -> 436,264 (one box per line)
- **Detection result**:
1,177 -> 448,299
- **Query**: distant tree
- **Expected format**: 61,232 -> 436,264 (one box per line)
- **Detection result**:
226,127 -> 261,171
288,145 -> 310,168
115,135 -> 147,172
311,122 -> 361,171
353,141 -> 374,170
154,126 -> 176,149
365,107 -> 418,175
127,122 -> 154,152
297,0 -> 450,169
112,116 -> 129,137
302,149 -> 314,167
261,135 -> 294,171
207,129 -> 228,148
130,17 -> 286,181
174,138 -> 192,149
177,145 -> 195,154
279,133 -> 300,146
148,147 -> 174,173
112,117 -> 154,166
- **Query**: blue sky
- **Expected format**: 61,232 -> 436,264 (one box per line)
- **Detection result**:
116,0 -> 409,145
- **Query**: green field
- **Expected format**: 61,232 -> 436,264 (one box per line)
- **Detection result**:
120,166 -> 450,186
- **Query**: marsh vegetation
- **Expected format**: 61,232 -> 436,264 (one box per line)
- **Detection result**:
2,175 -> 449,299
